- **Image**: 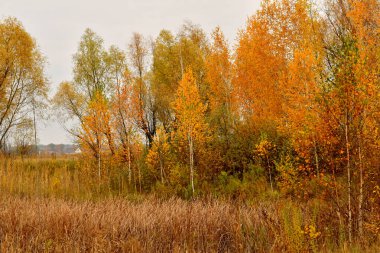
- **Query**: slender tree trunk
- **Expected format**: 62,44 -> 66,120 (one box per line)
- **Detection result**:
134,166 -> 137,192
157,134 -> 164,184
313,136 -> 320,178
266,155 -> 273,191
98,138 -> 101,182
138,165 -> 142,193
159,154 -> 164,184
32,104 -> 38,155
333,160 -> 344,239
189,134 -> 195,195
98,152 -> 101,180
127,136 -> 132,185
358,140 -> 364,238
345,112 -> 352,244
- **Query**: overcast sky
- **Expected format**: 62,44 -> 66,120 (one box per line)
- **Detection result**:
0,0 -> 261,144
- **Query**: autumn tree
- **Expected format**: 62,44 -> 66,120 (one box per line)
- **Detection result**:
234,0 -> 288,127
205,27 -> 235,172
321,0 -> 380,241
13,119 -> 34,157
172,69 -> 209,194
255,135 -> 277,191
128,33 -> 156,147
54,29 -> 127,161
206,27 -> 232,124
111,68 -> 136,183
146,126 -> 173,184
80,91 -> 112,179
152,22 -> 209,132
232,0 -> 302,179
72,29 -> 112,99
150,30 -> 179,130
346,0 -> 380,239
276,0 -> 326,183
0,17 -> 48,151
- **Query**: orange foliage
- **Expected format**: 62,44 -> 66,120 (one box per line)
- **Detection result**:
80,91 -> 114,160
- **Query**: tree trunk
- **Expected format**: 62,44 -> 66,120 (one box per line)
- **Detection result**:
33,104 -> 38,155
345,112 -> 352,244
98,136 -> 101,183
313,136 -> 320,178
266,155 -> 273,191
189,134 -> 195,195
98,150 -> 101,180
159,154 -> 164,184
138,165 -> 142,193
127,136 -> 132,185
358,141 -> 363,238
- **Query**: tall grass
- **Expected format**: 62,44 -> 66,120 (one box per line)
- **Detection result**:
0,157 -> 378,252
0,157 -> 133,200
0,195 -> 377,252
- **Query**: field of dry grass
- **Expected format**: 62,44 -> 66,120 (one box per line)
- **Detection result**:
0,196 -> 259,252
0,195 -> 378,253
0,158 -> 378,252
0,196 -> 296,252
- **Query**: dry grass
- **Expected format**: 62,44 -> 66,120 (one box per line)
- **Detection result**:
0,196 -> 251,252
0,157 -> 132,200
0,196 -> 378,253
0,158 -> 378,252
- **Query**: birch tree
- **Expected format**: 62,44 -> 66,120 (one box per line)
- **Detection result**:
172,69 -> 209,194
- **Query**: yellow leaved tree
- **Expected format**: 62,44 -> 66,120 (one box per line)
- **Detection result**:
146,126 -> 173,184
172,69 -> 209,194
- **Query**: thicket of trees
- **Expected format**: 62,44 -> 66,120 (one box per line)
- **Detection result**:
52,0 -> 380,243
1,0 -> 378,245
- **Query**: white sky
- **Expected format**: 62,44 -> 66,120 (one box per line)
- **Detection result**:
0,0 -> 261,144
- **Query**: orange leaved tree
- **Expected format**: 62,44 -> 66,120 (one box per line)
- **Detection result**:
80,91 -> 113,180
206,27 -> 234,171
